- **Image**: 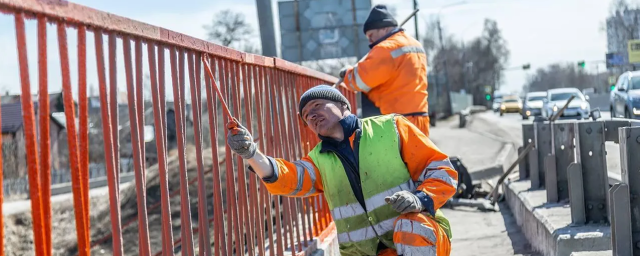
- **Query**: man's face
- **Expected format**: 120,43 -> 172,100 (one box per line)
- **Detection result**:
366,27 -> 392,44
300,99 -> 346,136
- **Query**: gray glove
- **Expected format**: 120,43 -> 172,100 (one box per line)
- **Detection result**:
226,120 -> 257,159
385,191 -> 424,214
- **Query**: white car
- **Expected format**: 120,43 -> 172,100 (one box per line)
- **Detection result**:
542,88 -> 591,120
521,91 -> 547,120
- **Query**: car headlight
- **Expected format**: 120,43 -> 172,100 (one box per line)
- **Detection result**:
501,105 -> 506,110
553,105 -> 558,112
634,107 -> 640,115
518,103 -> 523,108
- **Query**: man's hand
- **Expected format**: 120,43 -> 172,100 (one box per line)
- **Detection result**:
339,66 -> 351,79
385,191 -> 425,214
226,119 -> 257,159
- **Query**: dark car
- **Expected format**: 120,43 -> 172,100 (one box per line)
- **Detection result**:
611,71 -> 640,119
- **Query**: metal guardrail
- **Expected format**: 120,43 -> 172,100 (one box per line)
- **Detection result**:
519,116 -> 640,255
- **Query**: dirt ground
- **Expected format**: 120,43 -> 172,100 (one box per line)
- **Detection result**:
4,145 -> 229,255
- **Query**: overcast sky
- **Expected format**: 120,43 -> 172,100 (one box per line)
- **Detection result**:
0,0 -> 619,96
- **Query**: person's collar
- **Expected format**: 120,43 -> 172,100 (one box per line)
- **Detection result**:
369,27 -> 403,49
318,114 -> 360,145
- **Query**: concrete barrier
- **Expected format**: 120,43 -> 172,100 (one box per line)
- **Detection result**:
504,179 -> 612,256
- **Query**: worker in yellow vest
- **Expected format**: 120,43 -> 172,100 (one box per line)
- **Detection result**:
227,85 -> 457,256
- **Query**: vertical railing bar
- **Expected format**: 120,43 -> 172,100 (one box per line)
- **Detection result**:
94,29 -> 124,256
134,39 -> 145,181
124,37 -> 151,256
283,72 -> 300,252
187,51 -> 212,256
276,71 -> 296,253
37,15 -> 52,255
78,27 -> 90,240
169,46 -> 196,256
291,76 -> 310,247
252,65 -> 267,256
204,56 -> 225,256
286,73 -> 303,251
223,59 -> 242,256
16,13 -> 47,256
219,58 -> 235,256
108,33 -> 120,184
232,60 -> 251,256
56,21 -> 90,256
258,66 -> 276,256
147,42 -> 175,256
241,63 -> 258,256
265,67 -> 284,256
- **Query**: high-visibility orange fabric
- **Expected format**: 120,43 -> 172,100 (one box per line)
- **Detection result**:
403,115 -> 430,138
343,31 -> 429,116
262,115 -> 457,214
377,212 -> 451,256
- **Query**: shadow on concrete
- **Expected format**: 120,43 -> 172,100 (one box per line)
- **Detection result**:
498,202 -> 542,256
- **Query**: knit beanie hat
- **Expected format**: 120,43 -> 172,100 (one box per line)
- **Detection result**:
363,4 -> 398,34
298,85 -> 351,115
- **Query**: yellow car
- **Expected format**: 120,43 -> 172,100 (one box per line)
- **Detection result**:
500,96 -> 523,116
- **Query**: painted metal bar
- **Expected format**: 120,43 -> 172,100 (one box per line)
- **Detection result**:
252,64 -> 267,256
147,42 -> 175,256
169,47 -> 195,256
219,58 -> 235,256
231,60 -> 250,256
258,65 -> 277,256
56,21 -> 89,256
241,62 -> 259,256
108,33 -> 120,185
78,27 -> 90,237
187,51 -> 212,256
203,55 -> 224,256
567,163 -> 586,225
37,15 -> 52,256
123,36 -> 152,256
93,29 -> 124,256
577,121 -> 609,224
134,39 -> 145,180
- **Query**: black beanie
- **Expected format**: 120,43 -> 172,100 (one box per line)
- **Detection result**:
298,85 -> 351,115
363,4 -> 398,34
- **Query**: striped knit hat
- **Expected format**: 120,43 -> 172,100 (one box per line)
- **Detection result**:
298,85 -> 351,114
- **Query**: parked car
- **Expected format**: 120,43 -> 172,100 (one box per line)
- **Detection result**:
492,95 -> 503,112
499,95 -> 522,116
610,71 -> 640,119
521,91 -> 547,120
542,88 -> 591,120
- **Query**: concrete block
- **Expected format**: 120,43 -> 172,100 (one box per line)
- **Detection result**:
504,179 -> 612,256
310,223 -> 339,256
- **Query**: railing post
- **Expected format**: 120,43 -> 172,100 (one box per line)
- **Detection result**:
550,121 -> 577,202
609,183 -> 632,256
521,123 -> 535,179
576,121 -> 609,224
567,163 -> 585,225
619,126 -> 640,254
530,145 -> 540,188
534,121 -> 552,189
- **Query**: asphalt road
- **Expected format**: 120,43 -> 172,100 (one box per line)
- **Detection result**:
477,111 -> 621,175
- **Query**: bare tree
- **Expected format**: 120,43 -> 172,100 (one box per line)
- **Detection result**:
204,9 -> 255,50
607,0 -> 640,71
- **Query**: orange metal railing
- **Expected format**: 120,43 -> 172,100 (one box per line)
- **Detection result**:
0,0 -> 357,255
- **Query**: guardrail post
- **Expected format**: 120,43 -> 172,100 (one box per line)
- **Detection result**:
534,121 -> 552,189
609,183 -> 632,256
521,123 -> 535,179
550,121 -> 577,202
619,126 -> 640,254
567,163 -> 585,225
530,149 -> 540,188
605,120 -> 633,143
576,121 -> 609,224
545,154 -> 558,203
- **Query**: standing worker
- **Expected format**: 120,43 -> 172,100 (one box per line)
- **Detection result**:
227,85 -> 457,256
340,4 -> 432,136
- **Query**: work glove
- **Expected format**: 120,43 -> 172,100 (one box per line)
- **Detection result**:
226,119 -> 257,159
339,66 -> 351,79
385,191 -> 435,216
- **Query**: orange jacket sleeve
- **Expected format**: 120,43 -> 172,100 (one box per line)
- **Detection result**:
258,155 -> 324,198
395,116 -> 458,212
342,46 -> 394,93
